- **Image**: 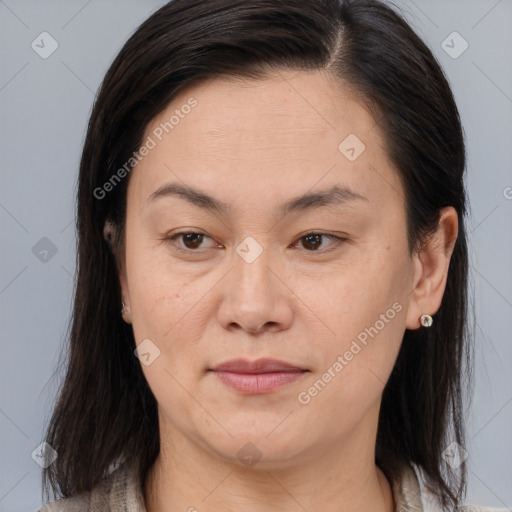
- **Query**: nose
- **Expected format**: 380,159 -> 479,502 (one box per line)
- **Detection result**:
216,242 -> 294,335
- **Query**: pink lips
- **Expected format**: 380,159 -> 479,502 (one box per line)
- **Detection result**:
210,358 -> 307,394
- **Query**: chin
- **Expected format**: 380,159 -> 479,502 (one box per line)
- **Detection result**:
197,421 -> 312,470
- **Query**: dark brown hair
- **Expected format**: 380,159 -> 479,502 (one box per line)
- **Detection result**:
42,0 -> 472,509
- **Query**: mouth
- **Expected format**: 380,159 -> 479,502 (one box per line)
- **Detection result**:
209,358 -> 309,394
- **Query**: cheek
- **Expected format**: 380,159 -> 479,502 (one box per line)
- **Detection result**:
299,294 -> 405,434
305,243 -> 407,392
315,246 -> 403,329
124,230 -> 184,319
125,243 -> 217,383
129,277 -> 207,355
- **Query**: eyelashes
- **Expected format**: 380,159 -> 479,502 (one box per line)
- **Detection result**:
296,232 -> 347,252
166,231 -> 347,254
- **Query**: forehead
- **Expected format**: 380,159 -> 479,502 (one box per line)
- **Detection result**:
128,69 -> 404,213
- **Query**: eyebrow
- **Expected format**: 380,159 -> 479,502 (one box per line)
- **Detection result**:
147,182 -> 368,216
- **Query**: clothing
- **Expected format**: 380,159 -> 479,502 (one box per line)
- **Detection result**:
38,462 -> 504,512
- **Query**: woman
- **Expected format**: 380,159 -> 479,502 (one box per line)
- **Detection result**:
38,0 -> 503,510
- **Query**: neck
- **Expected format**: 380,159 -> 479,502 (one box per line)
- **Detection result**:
143,413 -> 395,512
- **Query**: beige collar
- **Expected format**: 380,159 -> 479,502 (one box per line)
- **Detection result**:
391,463 -> 425,511
115,461 -> 426,512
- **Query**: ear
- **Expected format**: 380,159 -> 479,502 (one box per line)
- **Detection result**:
104,220 -> 132,324
405,206 -> 459,330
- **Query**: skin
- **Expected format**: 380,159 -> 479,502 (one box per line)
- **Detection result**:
114,69 -> 458,512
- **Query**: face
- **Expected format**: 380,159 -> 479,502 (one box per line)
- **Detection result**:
118,69 -> 422,468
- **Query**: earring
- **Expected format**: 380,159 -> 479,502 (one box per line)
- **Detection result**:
120,301 -> 132,324
420,314 -> 433,327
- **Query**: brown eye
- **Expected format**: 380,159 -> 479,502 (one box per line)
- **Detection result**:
302,233 -> 323,251
168,232 -> 215,251
295,232 -> 346,252
167,231 -> 346,254
181,233 -> 204,249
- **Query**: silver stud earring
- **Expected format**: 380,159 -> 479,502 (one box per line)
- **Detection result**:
420,314 -> 433,327
121,301 -> 126,313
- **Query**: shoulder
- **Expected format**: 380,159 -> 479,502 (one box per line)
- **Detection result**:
38,491 -> 91,512
38,462 -> 144,512
39,493 -> 88,512
459,508 -> 510,512
397,463 -> 508,512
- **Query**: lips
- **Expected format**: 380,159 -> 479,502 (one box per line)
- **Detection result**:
209,358 -> 308,394
210,358 -> 305,373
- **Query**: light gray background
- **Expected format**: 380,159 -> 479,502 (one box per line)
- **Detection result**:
0,1 -> 511,511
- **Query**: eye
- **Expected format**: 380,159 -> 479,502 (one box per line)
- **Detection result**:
292,232 -> 347,252
166,231 -> 347,254
167,231 -> 218,251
